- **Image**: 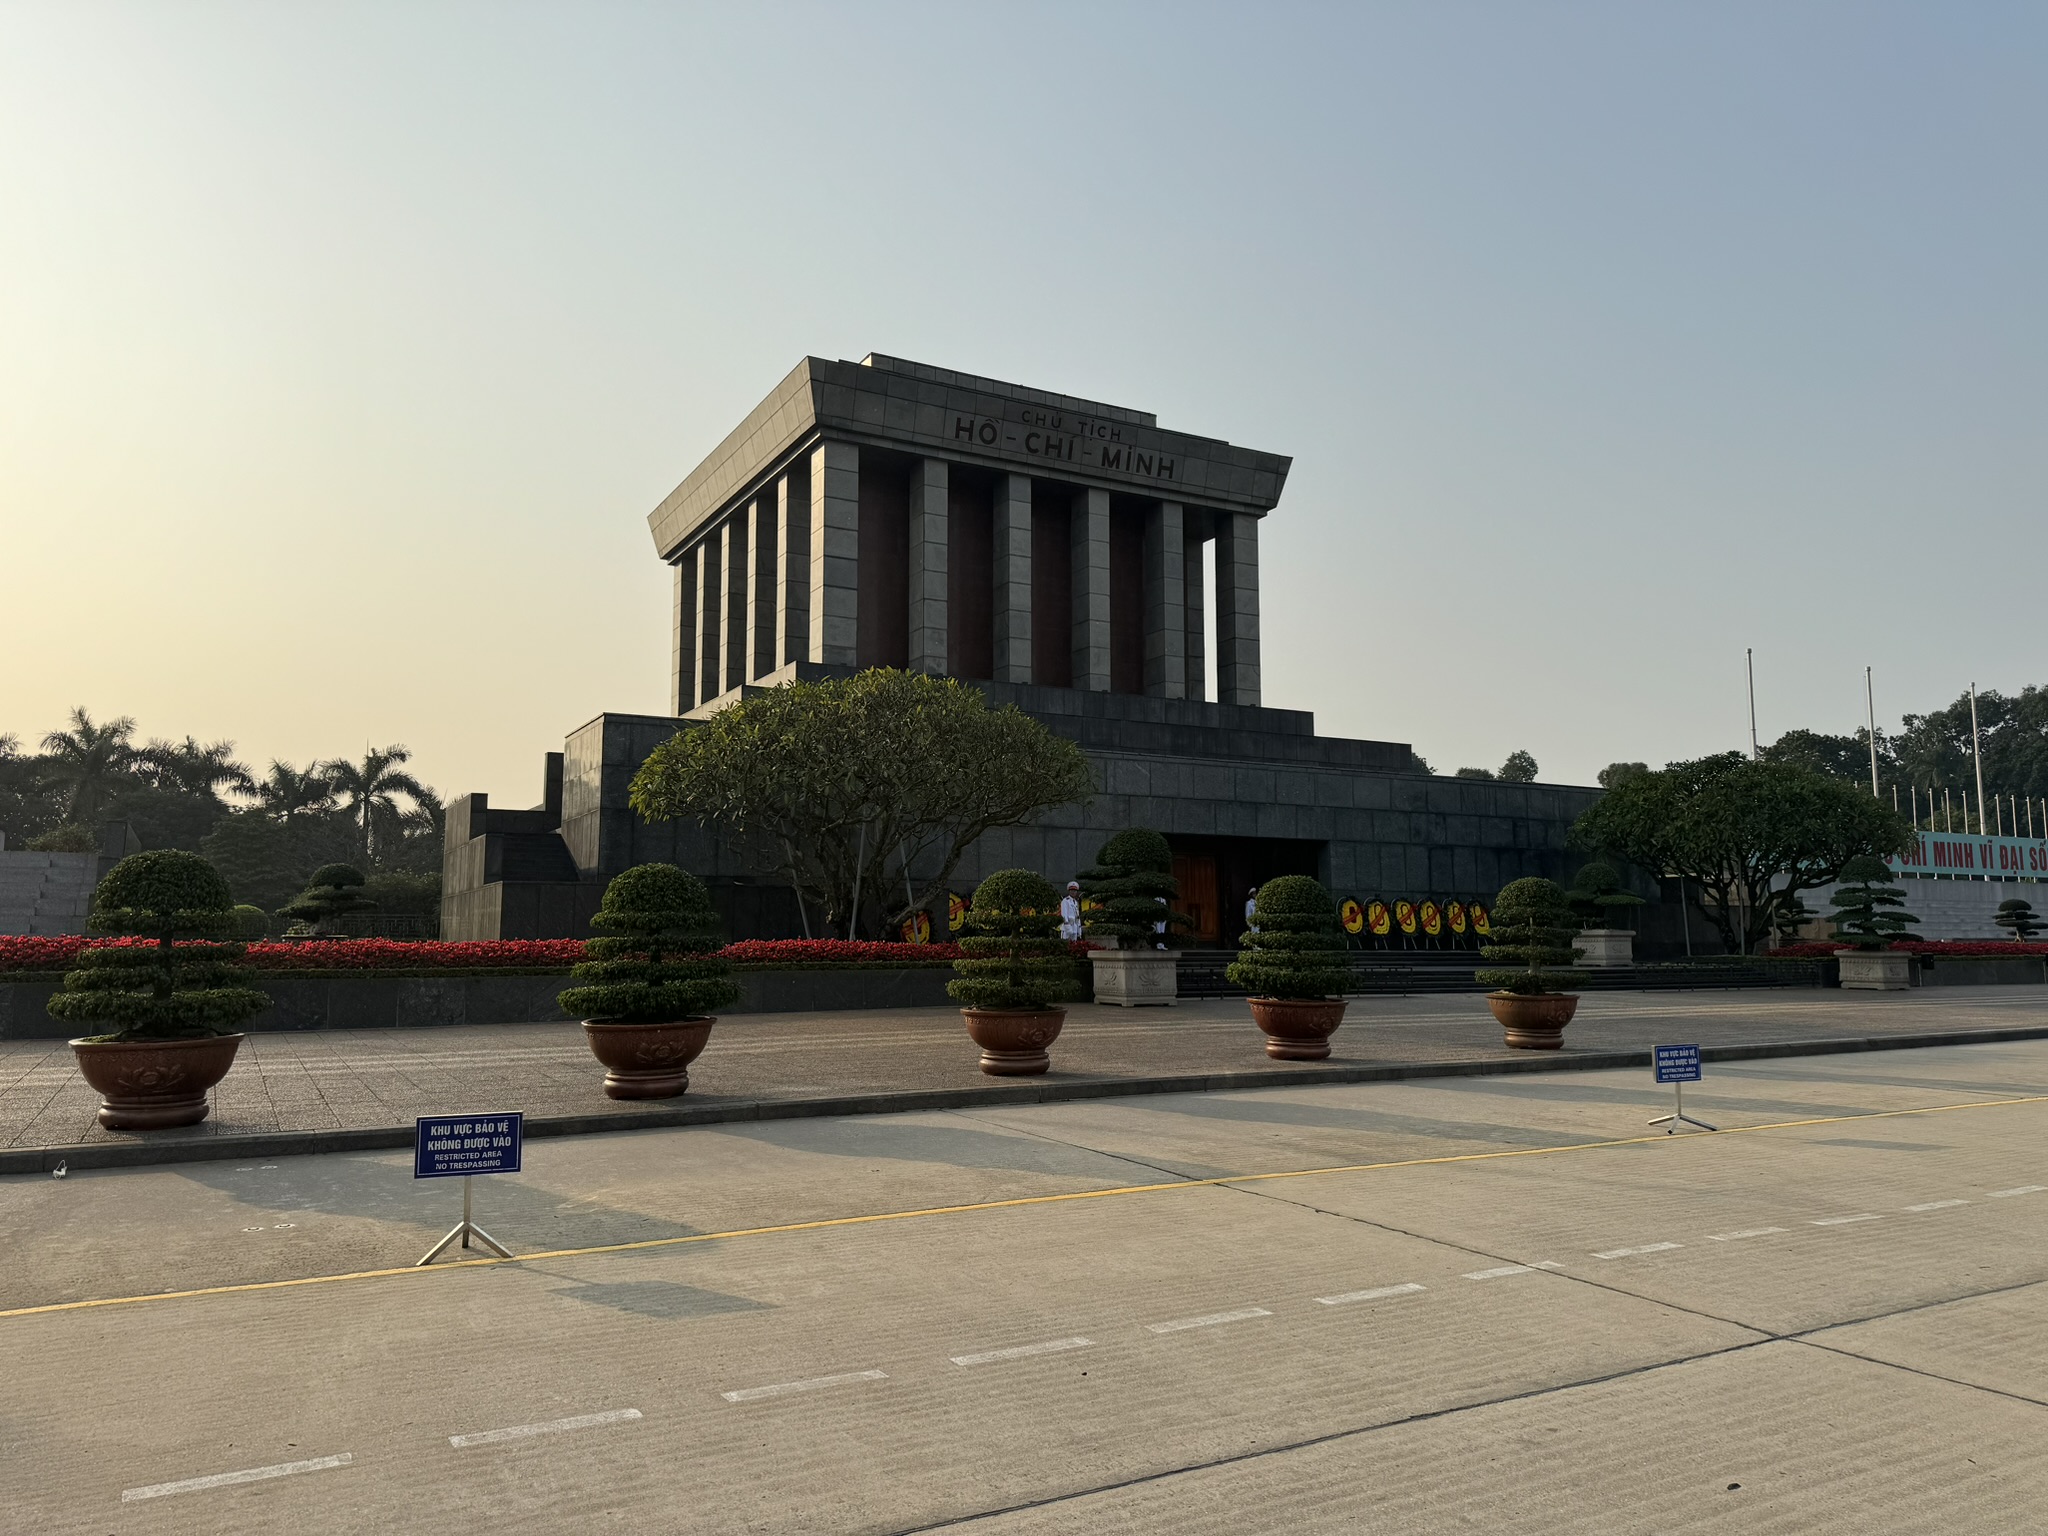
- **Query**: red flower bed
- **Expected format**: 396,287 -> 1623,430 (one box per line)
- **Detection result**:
1769,940 -> 2048,958
719,938 -> 963,965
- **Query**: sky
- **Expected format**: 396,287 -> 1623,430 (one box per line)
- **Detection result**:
2,2 -> 2043,803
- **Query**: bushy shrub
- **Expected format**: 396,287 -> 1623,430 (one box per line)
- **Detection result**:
948,869 -> 1085,1010
1476,877 -> 1589,996
1828,855 -> 1920,951
557,864 -> 739,1022
45,850 -> 270,1040
1077,829 -> 1186,949
279,864 -> 378,934
28,824 -> 96,853
1227,875 -> 1351,999
232,904 -> 270,940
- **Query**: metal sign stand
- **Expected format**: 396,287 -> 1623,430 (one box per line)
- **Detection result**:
1648,1080 -> 1718,1135
417,1174 -> 513,1265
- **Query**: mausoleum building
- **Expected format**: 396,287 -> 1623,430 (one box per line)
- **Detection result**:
442,354 -> 1599,943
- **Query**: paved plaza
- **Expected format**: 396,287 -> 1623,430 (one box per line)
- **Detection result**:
2,985 -> 2044,1164
4,1038 -> 2048,1530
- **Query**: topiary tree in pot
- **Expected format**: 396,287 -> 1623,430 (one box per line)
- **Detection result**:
278,863 -> 377,938
1564,860 -> 1646,968
47,850 -> 271,1129
1476,877 -> 1589,1048
1227,875 -> 1352,1060
559,863 -> 740,1099
948,868 -> 1084,1075
1996,898 -> 2044,942
1077,828 -> 1187,1006
1829,854 -> 1920,991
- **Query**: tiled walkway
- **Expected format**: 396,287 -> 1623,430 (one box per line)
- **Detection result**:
5,987 -> 2044,1154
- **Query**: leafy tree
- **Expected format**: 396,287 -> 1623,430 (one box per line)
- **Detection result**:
199,809 -> 357,912
361,870 -> 442,925
631,670 -> 1094,939
0,738 -> 64,848
1564,860 -> 1645,930
45,851 -> 269,1040
948,869 -> 1084,1011
1454,766 -> 1495,780
558,864 -> 739,1022
322,745 -> 429,865
1403,750 -> 1435,775
1760,728 -> 1890,784
1573,753 -> 1913,955
252,760 -> 336,820
1995,899 -> 2044,942
1476,877 -> 1588,996
279,864 -> 378,934
1827,855 -> 1920,951
141,737 -> 254,800
1499,750 -> 1539,783
28,824 -> 97,853
1598,762 -> 1649,788
1078,829 -> 1185,949
1227,876 -> 1351,999
39,708 -> 141,823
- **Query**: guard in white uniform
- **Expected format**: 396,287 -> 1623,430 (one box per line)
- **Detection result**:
1059,881 -> 1084,942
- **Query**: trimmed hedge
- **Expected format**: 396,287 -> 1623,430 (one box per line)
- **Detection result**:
558,865 -> 740,1023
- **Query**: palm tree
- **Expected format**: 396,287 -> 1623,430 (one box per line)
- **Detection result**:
39,708 -> 140,824
322,745 -> 428,863
253,760 -> 337,821
142,736 -> 256,802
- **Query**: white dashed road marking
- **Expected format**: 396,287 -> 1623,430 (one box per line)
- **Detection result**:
1147,1308 -> 1272,1333
1988,1186 -> 2047,1198
1462,1263 -> 1563,1280
1707,1228 -> 1788,1241
951,1337 -> 1094,1366
448,1409 -> 642,1448
721,1371 -> 887,1404
1591,1243 -> 1681,1260
1812,1214 -> 1882,1226
1316,1283 -> 1427,1306
122,1454 -> 353,1502
1903,1200 -> 1970,1212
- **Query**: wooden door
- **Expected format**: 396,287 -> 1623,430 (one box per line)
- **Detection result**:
1173,855 -> 1219,945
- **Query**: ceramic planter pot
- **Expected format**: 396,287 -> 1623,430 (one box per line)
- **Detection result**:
69,1034 -> 245,1130
581,1018 -> 715,1099
1486,992 -> 1580,1050
1247,997 -> 1347,1060
961,1007 -> 1066,1076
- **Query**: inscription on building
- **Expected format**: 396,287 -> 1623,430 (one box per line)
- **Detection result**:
950,409 -> 1180,485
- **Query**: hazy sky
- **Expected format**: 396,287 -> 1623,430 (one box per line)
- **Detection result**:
4,2 -> 2042,803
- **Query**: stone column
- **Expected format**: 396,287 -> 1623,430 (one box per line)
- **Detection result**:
720,516 -> 748,694
907,458 -> 949,674
746,488 -> 777,681
1183,530 -> 1206,703
671,553 -> 696,715
993,473 -> 1033,683
1143,500 -> 1187,698
808,442 -> 859,667
694,531 -> 722,708
1215,511 -> 1261,706
1070,486 -> 1111,692
777,469 -> 809,669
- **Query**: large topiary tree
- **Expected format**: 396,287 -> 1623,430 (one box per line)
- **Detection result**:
1476,877 -> 1589,996
1227,876 -> 1351,999
948,869 -> 1084,1011
279,864 -> 378,935
558,864 -> 740,1022
1827,855 -> 1920,951
1995,898 -> 2044,942
1077,829 -> 1186,949
1564,860 -> 1646,930
47,850 -> 270,1041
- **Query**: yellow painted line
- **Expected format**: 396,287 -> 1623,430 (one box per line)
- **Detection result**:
6,1091 -> 2046,1323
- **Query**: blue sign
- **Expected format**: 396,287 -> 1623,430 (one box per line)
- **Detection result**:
1653,1045 -> 1702,1084
414,1113 -> 523,1179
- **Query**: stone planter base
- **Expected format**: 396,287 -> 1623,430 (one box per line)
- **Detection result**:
1576,929 -> 1634,968
1486,992 -> 1580,1050
69,1033 -> 245,1130
1247,997 -> 1347,1060
961,1007 -> 1066,1076
581,1018 -> 715,1099
1089,948 -> 1179,1007
1838,951 -> 1914,991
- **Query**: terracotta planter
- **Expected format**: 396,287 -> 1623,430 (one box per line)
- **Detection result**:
69,1033 -> 245,1130
961,1007 -> 1066,1076
1486,992 -> 1580,1050
581,1018 -> 715,1099
1247,997 -> 1347,1060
